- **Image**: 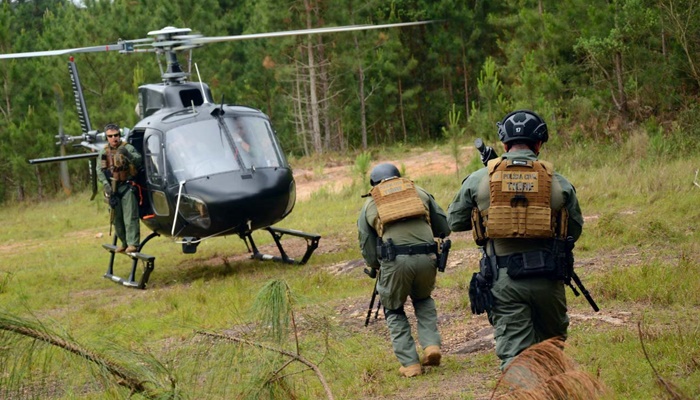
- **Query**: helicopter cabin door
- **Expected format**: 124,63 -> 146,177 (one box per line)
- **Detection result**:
142,129 -> 170,221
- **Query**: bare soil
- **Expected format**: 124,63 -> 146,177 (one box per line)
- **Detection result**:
292,147 -> 468,201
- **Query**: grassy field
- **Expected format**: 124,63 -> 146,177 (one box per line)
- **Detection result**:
1,132 -> 699,399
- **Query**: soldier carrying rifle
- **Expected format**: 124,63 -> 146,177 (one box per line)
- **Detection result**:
357,163 -> 451,378
447,110 -> 587,372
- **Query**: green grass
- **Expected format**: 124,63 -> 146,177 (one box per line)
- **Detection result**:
1,130 -> 700,399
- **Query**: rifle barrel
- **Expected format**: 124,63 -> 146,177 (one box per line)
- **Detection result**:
571,272 -> 600,312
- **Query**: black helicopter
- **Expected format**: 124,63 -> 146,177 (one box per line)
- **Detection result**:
0,22 -> 432,289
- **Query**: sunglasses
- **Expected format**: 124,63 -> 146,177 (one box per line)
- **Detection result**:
107,134 -> 120,138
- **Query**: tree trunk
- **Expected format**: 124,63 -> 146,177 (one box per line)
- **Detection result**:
461,39 -> 470,119
317,36 -> 332,151
304,0 -> 322,154
613,51 -> 628,120
294,59 -> 310,157
398,77 -> 407,143
353,34 -> 368,150
34,165 -> 43,201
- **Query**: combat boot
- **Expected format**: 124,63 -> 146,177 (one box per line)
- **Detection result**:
421,345 -> 441,366
125,245 -> 138,253
399,363 -> 422,378
115,246 -> 126,253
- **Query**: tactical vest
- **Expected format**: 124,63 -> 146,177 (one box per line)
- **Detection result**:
101,143 -> 136,182
472,157 -> 567,242
369,177 -> 429,237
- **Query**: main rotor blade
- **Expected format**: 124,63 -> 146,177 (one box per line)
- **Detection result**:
0,38 -> 154,60
190,20 -> 436,45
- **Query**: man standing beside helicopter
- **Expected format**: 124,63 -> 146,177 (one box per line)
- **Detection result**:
98,123 -> 143,253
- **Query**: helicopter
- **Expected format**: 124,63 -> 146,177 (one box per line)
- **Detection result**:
0,21 -> 433,289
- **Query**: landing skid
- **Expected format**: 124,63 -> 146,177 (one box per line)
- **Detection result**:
103,232 -> 160,289
243,226 -> 321,265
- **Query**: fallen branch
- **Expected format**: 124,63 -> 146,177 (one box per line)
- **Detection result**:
197,330 -> 335,400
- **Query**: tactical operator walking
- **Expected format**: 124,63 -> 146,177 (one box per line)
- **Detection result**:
98,123 -> 143,253
447,110 -> 584,370
357,163 -> 451,377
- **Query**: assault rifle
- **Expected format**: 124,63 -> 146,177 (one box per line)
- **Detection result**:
474,138 -> 498,165
364,268 -> 381,326
555,237 -> 600,312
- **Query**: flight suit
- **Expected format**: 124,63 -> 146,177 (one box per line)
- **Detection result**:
358,184 -> 451,368
447,149 -> 583,369
97,142 -> 143,249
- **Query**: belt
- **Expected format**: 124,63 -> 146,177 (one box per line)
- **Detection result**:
393,243 -> 438,256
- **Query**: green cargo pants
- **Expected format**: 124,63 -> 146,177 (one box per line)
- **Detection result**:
378,253 -> 441,367
113,183 -> 141,248
489,267 -> 569,370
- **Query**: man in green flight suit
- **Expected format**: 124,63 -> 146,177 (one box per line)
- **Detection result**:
447,110 -> 584,371
358,163 -> 451,377
97,123 -> 143,254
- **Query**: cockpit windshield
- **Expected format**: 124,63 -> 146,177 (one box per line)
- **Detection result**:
165,115 -> 283,181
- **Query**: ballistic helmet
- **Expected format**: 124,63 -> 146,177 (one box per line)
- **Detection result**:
369,163 -> 400,186
496,110 -> 548,144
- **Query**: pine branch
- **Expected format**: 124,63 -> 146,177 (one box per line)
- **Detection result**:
0,313 -> 170,399
197,330 -> 335,400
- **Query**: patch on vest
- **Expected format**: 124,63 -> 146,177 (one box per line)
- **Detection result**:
496,170 -> 539,193
370,177 -> 428,236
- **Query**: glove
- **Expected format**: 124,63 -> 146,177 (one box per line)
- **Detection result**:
364,268 -> 378,279
109,195 -> 119,209
117,146 -> 130,158
469,272 -> 494,315
103,183 -> 113,197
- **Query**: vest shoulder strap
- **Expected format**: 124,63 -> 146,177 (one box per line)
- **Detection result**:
487,157 -> 503,175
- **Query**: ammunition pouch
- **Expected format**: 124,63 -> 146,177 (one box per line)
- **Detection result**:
499,250 -> 557,280
376,238 -> 437,262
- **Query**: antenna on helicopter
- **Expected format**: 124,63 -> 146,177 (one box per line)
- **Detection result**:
195,63 -> 210,104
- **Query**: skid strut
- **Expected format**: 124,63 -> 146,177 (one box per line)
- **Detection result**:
244,226 -> 321,265
103,231 -> 160,289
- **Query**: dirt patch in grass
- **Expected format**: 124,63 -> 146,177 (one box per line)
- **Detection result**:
293,147 -> 471,201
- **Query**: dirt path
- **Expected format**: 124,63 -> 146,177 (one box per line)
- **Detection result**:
292,147 -> 469,201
